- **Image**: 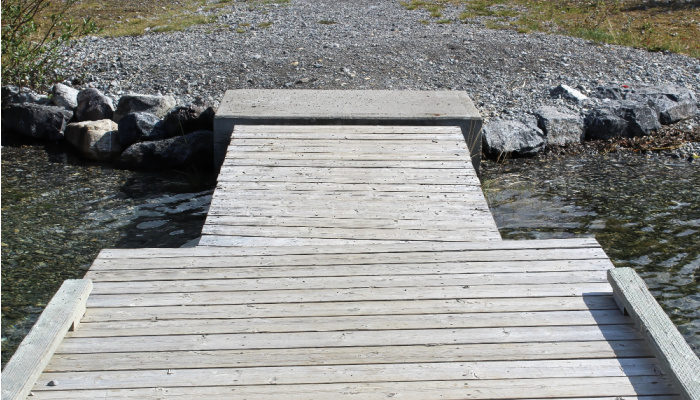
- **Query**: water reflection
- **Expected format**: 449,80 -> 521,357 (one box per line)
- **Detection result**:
1,144 -> 214,366
482,153 -> 699,354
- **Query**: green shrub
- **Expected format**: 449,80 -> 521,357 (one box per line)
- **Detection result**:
1,0 -> 97,90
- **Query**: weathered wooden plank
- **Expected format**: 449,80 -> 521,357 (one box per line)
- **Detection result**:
1,279 -> 92,400
69,310 -> 628,337
90,271 -> 609,294
608,268 -> 700,400
86,282 -> 614,307
81,296 -> 620,322
94,238 -> 603,258
215,182 -> 482,193
26,377 -> 680,399
199,226 -> 498,241
233,125 -> 465,134
203,214 -> 496,229
34,359 -> 662,391
86,259 -> 613,282
45,340 -> 651,372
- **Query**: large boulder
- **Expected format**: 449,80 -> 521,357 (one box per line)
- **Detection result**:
162,105 -> 215,137
64,119 -> 121,161
584,100 -> 660,140
632,85 -> 698,124
1,103 -> 73,141
481,116 -> 545,159
113,93 -> 176,122
535,106 -> 584,147
75,88 -> 114,121
116,112 -> 164,148
51,83 -> 79,110
119,130 -> 213,170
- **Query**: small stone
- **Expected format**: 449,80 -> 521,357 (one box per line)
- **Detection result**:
47,380 -> 58,387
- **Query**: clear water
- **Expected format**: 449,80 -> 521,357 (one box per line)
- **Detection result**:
481,153 -> 699,354
1,144 -> 697,367
1,144 -> 214,366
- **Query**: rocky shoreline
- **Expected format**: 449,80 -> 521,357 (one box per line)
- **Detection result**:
2,0 -> 699,167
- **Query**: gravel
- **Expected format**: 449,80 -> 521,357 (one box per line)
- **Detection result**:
59,0 -> 699,121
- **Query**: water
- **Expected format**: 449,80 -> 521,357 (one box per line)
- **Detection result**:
2,144 -> 698,366
481,153 -> 699,354
1,144 -> 214,366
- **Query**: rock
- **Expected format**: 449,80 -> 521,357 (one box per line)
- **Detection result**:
481,116 -> 545,158
119,130 -> 213,169
593,84 -> 634,100
535,106 -> 583,147
113,93 -> 176,122
64,119 -> 121,161
116,112 -> 163,147
584,100 -> 660,140
550,84 -> 588,103
75,88 -> 114,121
1,85 -> 50,105
50,83 -> 79,110
1,103 -> 73,141
162,105 -> 215,137
632,85 -> 698,124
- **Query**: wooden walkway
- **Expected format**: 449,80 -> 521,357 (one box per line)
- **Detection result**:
29,240 -> 679,398
5,110 -> 696,398
199,125 -> 500,246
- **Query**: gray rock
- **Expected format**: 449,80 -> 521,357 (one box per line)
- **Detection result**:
64,119 -> 121,161
116,112 -> 163,147
113,93 -> 176,122
162,105 -> 215,137
1,103 -> 73,141
51,83 -> 79,110
482,116 -> 545,159
75,88 -> 114,121
535,106 -> 583,147
119,130 -> 213,169
632,85 -> 698,124
550,84 -> 588,103
1,85 -> 51,105
593,85 -> 634,100
584,100 -> 660,140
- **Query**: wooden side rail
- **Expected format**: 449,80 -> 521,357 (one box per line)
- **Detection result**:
1,279 -> 92,400
608,268 -> 700,400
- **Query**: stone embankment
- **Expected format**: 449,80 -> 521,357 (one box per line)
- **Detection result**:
1,85 -> 215,170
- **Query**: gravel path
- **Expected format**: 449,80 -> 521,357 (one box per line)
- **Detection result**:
61,0 -> 700,119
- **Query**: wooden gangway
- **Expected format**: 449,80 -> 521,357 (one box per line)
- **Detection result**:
3,91 -> 698,400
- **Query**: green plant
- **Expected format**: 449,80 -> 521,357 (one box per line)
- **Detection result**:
1,0 -> 98,89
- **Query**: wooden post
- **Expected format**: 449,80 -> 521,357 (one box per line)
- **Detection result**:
608,268 -> 700,400
1,279 -> 92,400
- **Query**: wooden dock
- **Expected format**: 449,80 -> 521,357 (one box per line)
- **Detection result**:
3,90 -> 698,400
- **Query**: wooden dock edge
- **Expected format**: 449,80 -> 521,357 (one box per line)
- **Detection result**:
1,279 -> 92,400
608,268 -> 700,400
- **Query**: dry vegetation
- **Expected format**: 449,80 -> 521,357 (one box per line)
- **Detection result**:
401,0 -> 700,58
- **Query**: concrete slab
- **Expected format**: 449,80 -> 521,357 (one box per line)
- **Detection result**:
214,90 -> 483,171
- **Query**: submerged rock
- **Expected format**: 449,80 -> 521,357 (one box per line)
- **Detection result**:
482,116 -> 545,159
64,119 -> 121,161
119,130 -> 213,169
113,93 -> 176,122
1,103 -> 73,141
75,88 -> 114,121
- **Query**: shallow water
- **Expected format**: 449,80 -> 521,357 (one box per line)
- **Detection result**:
481,153 -> 699,354
1,144 -> 214,366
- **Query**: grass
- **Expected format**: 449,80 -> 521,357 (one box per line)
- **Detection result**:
400,0 -> 700,58
43,0 -> 288,37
